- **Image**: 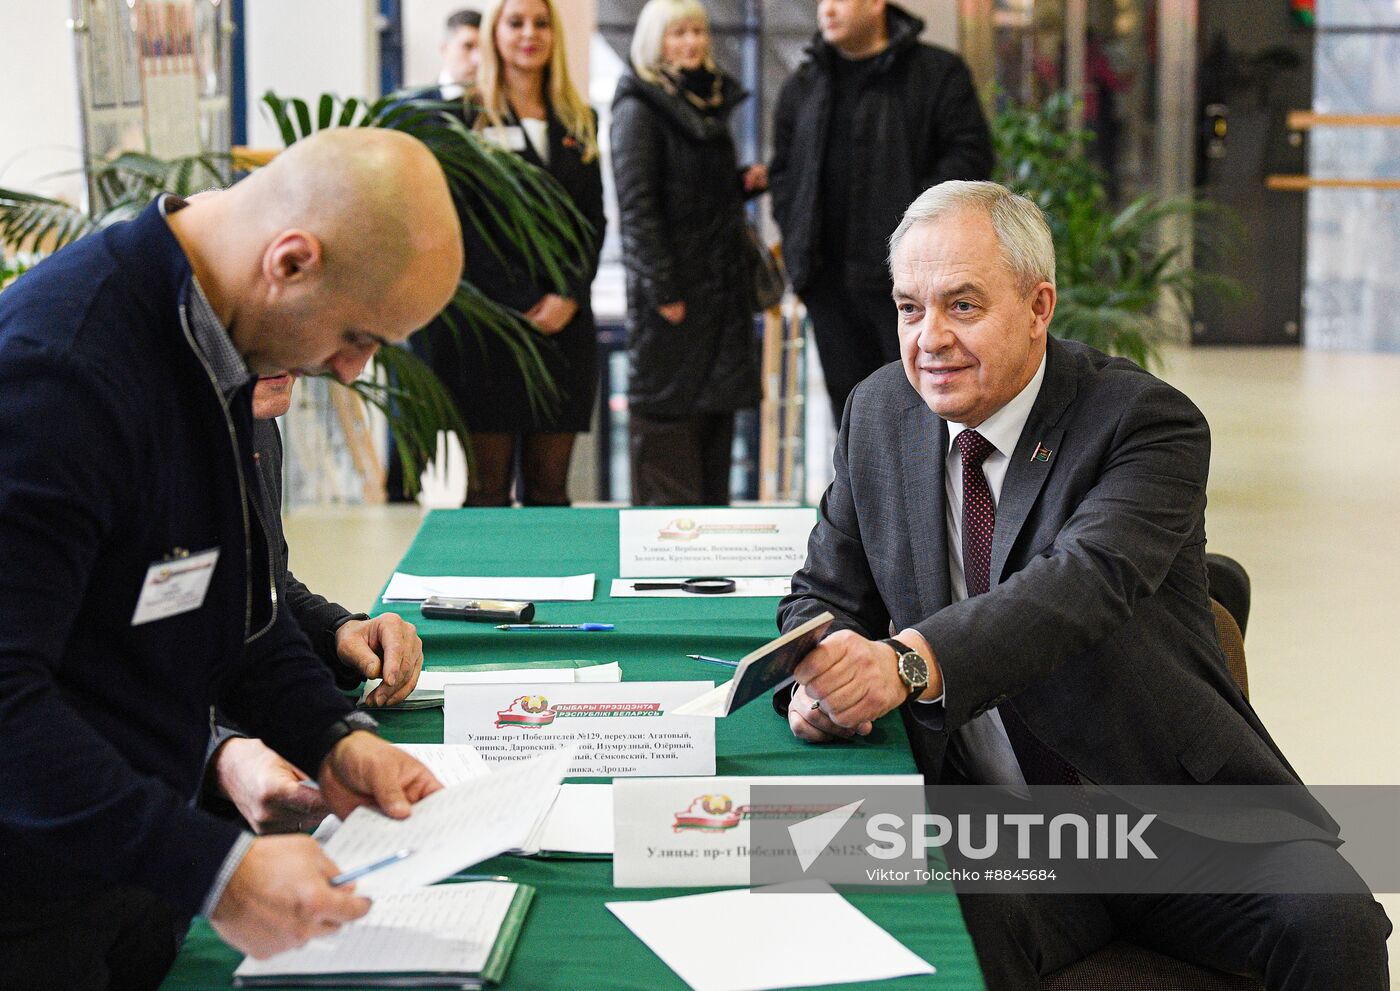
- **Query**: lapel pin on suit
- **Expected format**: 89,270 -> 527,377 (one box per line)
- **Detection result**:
1031,443 -> 1053,463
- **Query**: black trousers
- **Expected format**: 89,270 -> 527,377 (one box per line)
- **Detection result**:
953,834 -> 1392,990
629,410 -> 735,506
0,885 -> 182,991
800,277 -> 900,423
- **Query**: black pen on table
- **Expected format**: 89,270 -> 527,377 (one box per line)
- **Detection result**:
686,653 -> 737,668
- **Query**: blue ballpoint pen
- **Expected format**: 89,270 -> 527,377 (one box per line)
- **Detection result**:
330,848 -> 414,887
495,623 -> 614,631
686,653 -> 738,667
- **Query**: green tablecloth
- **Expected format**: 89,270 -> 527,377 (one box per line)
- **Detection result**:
162,508 -> 984,990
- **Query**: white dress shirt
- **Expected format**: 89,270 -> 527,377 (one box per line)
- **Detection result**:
438,70 -> 465,101
520,117 -> 550,166
917,351 -> 1047,788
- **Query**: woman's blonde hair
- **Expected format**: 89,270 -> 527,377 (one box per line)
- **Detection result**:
477,0 -> 598,162
630,0 -> 714,84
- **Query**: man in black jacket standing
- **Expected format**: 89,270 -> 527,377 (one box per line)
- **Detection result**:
205,373 -> 426,835
770,0 -> 993,420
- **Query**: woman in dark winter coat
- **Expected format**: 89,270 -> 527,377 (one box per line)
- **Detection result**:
418,0 -> 605,506
612,0 -> 768,506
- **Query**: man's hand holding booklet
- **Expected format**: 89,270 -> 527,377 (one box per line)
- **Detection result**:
672,612 -> 834,717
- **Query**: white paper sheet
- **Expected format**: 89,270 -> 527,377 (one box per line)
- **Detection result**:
606,883 -> 935,991
362,664 -> 624,705
518,783 -> 613,856
322,747 -> 571,898
671,682 -> 730,717
234,882 -> 519,981
393,744 -> 492,786
314,744 -> 495,845
382,572 -> 596,603
609,577 -> 793,599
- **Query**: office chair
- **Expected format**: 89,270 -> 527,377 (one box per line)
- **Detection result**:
1040,592 -> 1260,990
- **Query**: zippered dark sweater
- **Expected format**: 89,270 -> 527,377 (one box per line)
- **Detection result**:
0,199 -> 354,916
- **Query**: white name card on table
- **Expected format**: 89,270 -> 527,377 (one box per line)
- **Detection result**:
613,775 -> 925,888
618,508 -> 817,578
381,572 -> 596,603
606,883 -> 936,991
445,681 -> 716,778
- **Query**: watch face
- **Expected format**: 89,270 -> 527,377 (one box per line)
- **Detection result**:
899,652 -> 928,690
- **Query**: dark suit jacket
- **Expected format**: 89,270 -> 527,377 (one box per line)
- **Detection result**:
778,337 -> 1336,843
416,99 -> 606,432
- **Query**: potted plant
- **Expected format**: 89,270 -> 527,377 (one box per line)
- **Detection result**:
0,89 -> 595,496
992,91 -> 1241,369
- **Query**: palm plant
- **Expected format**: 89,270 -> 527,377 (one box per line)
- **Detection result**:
992,92 -> 1241,369
0,90 -> 595,495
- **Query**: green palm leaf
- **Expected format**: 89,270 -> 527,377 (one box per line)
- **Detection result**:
348,346 -> 472,497
258,88 -> 598,487
0,187 -> 96,254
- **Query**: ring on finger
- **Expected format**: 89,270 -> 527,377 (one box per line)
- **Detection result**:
810,700 -> 822,711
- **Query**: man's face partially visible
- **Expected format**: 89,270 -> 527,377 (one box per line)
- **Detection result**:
817,0 -> 883,51
441,24 -> 482,85
891,209 -> 1053,428
252,374 -> 295,419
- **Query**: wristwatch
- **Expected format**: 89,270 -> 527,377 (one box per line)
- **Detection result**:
882,638 -> 929,700
311,712 -> 379,771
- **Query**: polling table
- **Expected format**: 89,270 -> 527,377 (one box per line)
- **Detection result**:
161,508 -> 986,990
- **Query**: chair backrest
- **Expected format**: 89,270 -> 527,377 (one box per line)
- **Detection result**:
1211,598 -> 1249,700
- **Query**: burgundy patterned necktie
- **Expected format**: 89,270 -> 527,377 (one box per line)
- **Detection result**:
956,430 -> 1080,787
956,431 -> 997,598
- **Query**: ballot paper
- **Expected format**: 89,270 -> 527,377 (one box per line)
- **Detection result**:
606,882 -> 935,991
314,744 -> 493,845
515,783 -> 613,857
322,747 -> 572,898
395,744 -> 492,786
382,572 -> 596,603
672,613 -> 833,718
362,663 -> 623,707
609,577 -> 792,599
233,881 -> 530,988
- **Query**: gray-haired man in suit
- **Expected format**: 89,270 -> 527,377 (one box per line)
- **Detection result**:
777,181 -> 1389,988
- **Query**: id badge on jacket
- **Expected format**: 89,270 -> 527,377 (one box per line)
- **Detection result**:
130,548 -> 219,625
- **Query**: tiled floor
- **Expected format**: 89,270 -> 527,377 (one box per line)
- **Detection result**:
284,344 -> 1400,976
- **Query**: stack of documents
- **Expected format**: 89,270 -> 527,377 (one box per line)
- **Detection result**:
233,880 -> 532,988
362,661 -> 622,710
607,882 -> 935,991
382,573 -> 596,603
